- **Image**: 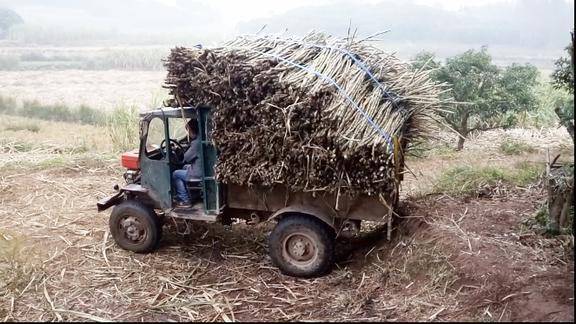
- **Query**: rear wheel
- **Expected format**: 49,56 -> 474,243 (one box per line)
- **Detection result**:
269,214 -> 335,278
109,200 -> 162,253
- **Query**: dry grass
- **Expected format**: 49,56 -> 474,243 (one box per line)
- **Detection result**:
0,113 -> 572,321
0,230 -> 43,321
0,116 -> 113,154
105,106 -> 140,152
0,70 -> 167,111
499,137 -> 536,155
0,158 -> 571,321
402,127 -> 574,198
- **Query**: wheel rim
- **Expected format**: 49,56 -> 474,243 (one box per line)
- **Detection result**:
281,232 -> 318,267
119,215 -> 147,244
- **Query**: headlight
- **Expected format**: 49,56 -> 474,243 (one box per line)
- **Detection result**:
123,170 -> 140,184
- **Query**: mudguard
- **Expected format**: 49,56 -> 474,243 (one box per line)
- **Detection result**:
96,184 -> 157,212
97,191 -> 124,212
268,205 -> 337,230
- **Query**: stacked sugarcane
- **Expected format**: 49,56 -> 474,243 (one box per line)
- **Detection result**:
163,32 -> 445,198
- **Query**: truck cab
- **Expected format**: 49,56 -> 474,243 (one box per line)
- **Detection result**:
97,106 -> 396,277
114,106 -> 222,214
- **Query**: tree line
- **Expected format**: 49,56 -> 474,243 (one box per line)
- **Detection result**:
0,8 -> 23,39
412,31 -> 574,150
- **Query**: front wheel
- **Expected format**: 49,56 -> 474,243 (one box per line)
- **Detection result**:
109,200 -> 162,253
269,214 -> 335,278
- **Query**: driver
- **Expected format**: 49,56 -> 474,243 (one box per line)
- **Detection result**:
172,118 -> 202,208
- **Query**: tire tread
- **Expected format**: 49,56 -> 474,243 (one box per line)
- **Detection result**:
109,200 -> 161,253
269,214 -> 335,278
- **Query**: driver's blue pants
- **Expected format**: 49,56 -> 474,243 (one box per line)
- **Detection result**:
172,169 -> 198,203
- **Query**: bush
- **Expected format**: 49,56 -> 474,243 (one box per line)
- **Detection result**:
0,95 -> 16,114
512,161 -> 544,186
529,200 -> 573,235
1,95 -> 108,126
499,137 -> 536,155
90,48 -> 168,70
0,230 -> 38,296
433,162 -> 543,196
0,95 -> 142,152
106,105 -> 140,152
4,123 -> 40,132
407,138 -> 458,160
0,139 -> 34,153
534,204 -> 550,228
1,46 -> 168,71
19,51 -> 50,61
517,81 -> 571,128
434,166 -> 507,195
77,104 -> 106,125
7,24 -> 117,46
20,100 -> 72,122
17,100 -> 39,117
0,54 -> 20,70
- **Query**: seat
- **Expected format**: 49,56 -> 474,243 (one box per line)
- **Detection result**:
186,178 -> 202,188
186,178 -> 203,202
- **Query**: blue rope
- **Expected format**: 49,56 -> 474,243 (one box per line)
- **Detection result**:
261,37 -> 403,110
242,47 -> 395,153
303,43 -> 402,108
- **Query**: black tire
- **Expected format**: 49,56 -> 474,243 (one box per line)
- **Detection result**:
109,200 -> 162,253
269,214 -> 335,278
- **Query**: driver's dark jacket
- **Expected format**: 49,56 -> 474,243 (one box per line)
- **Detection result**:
182,137 -> 202,180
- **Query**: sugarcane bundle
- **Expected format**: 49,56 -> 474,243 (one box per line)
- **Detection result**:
163,32 -> 445,197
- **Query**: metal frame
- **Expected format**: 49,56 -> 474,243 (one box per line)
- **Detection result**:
194,106 -> 224,214
139,106 -> 223,215
139,107 -> 198,210
138,116 -> 172,209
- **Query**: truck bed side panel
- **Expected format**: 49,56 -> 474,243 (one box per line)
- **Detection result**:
226,184 -> 391,222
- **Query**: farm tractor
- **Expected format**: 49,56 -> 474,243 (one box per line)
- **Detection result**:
97,106 -> 396,277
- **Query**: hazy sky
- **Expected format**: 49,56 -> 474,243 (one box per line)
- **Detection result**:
0,0 -> 555,35
0,0 -> 573,59
166,0 -> 517,25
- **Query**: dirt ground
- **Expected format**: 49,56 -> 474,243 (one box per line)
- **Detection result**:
0,124 -> 573,321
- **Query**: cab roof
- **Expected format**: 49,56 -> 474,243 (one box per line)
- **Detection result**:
139,106 -> 198,119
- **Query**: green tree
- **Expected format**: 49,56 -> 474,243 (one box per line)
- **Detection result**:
411,51 -> 440,72
413,48 -> 540,150
495,63 -> 540,124
551,31 -> 574,140
0,8 -> 23,39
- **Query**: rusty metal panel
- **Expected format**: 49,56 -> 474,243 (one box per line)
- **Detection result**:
226,184 -> 391,222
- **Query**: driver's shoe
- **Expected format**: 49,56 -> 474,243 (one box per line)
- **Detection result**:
175,200 -> 192,208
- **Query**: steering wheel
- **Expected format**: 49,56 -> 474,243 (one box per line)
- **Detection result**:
160,139 -> 184,164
